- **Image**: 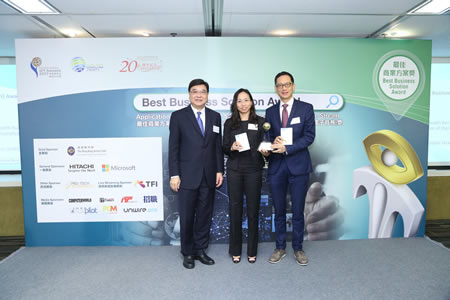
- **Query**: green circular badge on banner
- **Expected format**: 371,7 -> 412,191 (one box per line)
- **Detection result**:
373,50 -> 425,102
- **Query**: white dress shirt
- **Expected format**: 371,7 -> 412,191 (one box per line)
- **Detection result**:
191,105 -> 206,130
279,97 -> 294,123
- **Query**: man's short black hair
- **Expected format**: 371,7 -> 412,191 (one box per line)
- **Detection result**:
188,78 -> 209,92
274,71 -> 294,85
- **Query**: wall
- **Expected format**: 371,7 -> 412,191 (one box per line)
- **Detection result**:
0,187 -> 24,236
426,176 -> 450,220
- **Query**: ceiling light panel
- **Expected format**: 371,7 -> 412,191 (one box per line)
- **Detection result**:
2,0 -> 59,14
410,0 -> 450,14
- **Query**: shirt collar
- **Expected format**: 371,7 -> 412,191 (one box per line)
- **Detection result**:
191,105 -> 206,115
281,97 -> 294,107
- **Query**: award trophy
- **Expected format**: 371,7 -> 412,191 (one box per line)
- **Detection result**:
258,122 -> 272,151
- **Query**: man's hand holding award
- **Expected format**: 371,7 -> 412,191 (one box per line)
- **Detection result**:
264,124 -> 293,154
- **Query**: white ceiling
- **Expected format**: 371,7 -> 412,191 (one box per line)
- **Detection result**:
0,0 -> 449,57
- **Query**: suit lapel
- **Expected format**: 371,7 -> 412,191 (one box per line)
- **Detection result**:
287,100 -> 299,126
204,108 -> 212,140
273,102 -> 282,127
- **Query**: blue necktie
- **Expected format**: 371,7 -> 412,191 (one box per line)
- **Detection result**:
197,111 -> 204,136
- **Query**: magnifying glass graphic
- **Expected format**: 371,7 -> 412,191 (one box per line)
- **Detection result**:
326,95 -> 339,108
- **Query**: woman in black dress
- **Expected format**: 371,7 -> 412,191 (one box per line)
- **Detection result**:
223,88 -> 265,263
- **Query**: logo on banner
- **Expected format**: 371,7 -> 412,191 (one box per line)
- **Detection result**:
102,164 -> 136,172
68,198 -> 92,203
74,145 -> 107,156
30,57 -> 42,77
143,195 -> 158,203
119,56 -> 163,73
71,207 -> 98,214
99,197 -> 114,203
71,57 -> 86,72
71,56 -> 104,73
121,196 -> 135,203
373,50 -> 425,120
123,207 -> 147,213
66,181 -> 94,189
68,164 -> 95,172
135,180 -> 146,188
134,180 -> 158,188
29,57 -> 61,78
67,146 -> 75,156
103,205 -> 118,213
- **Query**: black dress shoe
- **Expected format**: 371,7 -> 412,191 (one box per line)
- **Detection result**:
248,256 -> 256,264
183,255 -> 195,269
195,250 -> 215,265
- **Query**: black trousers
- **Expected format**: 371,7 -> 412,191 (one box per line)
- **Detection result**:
178,174 -> 215,256
227,168 -> 262,257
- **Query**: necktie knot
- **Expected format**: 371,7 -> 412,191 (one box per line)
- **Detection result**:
283,104 -> 288,109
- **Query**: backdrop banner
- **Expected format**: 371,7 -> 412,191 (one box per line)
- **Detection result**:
16,37 -> 431,246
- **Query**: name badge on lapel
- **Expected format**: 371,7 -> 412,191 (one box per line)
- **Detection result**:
291,117 -> 301,125
248,124 -> 258,130
213,125 -> 220,134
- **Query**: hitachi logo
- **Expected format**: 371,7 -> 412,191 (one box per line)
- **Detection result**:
69,164 -> 94,169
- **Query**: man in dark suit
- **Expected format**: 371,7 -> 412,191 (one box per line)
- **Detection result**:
263,71 -> 315,266
168,78 -> 224,269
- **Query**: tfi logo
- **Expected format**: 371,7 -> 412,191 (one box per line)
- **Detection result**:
134,180 -> 158,188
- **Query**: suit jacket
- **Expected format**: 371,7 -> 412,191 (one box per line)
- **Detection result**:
265,99 -> 315,176
222,115 -> 266,171
168,105 -> 224,189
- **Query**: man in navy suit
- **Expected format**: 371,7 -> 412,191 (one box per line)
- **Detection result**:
168,78 -> 224,269
263,71 -> 315,266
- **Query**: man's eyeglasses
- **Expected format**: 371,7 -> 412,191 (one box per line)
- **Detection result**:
190,90 -> 208,95
275,82 -> 293,89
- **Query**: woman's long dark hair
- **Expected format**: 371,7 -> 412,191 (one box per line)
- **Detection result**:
230,88 -> 258,129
